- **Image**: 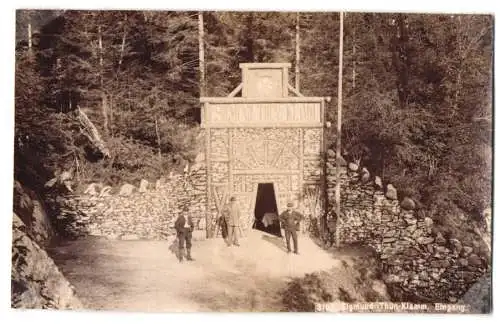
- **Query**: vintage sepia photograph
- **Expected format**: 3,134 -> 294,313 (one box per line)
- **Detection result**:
10,7 -> 493,314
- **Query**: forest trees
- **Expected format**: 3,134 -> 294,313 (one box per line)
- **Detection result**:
15,11 -> 492,231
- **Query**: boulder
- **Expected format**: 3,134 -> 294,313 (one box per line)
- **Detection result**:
139,179 -> 149,193
434,246 -> 449,254
462,246 -> 474,257
119,183 -> 136,196
417,236 -> 434,245
424,217 -> 434,228
374,176 -> 383,189
449,238 -> 463,253
83,183 -> 100,196
383,229 -> 397,238
99,186 -> 112,197
405,218 -> 417,225
385,274 -> 402,283
327,149 -> 336,158
430,259 -> 450,268
419,271 -> 429,281
360,167 -> 370,183
467,254 -> 483,267
435,232 -> 447,246
400,197 -> 416,210
405,224 -> 417,233
385,184 -> 397,200
383,237 -> 397,243
348,162 -> 359,172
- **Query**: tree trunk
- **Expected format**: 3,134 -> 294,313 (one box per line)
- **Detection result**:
295,12 -> 300,92
155,118 -> 162,160
118,26 -> 127,71
391,14 -> 410,109
198,12 -> 206,97
98,25 -> 108,136
352,24 -> 356,89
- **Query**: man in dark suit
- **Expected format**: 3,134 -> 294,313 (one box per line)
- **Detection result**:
279,202 -> 304,254
174,209 -> 194,262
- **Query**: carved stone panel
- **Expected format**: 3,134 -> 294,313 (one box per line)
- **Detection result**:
210,129 -> 229,160
232,128 -> 300,171
303,128 -> 322,157
205,103 -> 321,126
304,159 -> 322,183
211,162 -> 229,183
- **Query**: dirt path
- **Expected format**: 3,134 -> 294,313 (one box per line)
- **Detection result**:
49,230 -> 342,312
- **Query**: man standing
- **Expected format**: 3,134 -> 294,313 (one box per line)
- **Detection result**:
279,202 -> 304,254
224,196 -> 241,247
174,209 -> 194,262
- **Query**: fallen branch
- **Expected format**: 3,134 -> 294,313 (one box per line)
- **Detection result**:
76,106 -> 110,158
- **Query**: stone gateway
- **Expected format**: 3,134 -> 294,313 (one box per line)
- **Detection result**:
200,63 -> 329,238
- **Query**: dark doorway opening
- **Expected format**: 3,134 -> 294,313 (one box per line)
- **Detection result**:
253,183 -> 281,237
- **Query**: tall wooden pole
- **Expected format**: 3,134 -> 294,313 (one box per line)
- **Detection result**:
198,12 -> 206,97
28,22 -> 32,52
295,12 -> 300,92
335,11 -> 344,248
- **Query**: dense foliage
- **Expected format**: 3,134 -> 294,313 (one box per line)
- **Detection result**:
15,11 -> 492,237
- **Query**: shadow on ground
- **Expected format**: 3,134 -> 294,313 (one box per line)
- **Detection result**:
261,234 -> 288,253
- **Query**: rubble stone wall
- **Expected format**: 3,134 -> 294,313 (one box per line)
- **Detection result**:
325,151 -> 489,303
57,160 -> 207,240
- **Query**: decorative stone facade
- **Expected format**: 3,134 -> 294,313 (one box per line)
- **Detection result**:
204,126 -> 324,232
201,63 -> 327,236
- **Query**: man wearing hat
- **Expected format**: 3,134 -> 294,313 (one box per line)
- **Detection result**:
279,202 -> 304,254
174,208 -> 194,262
224,196 -> 241,247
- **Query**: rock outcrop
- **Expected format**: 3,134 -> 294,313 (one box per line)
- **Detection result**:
11,213 -> 82,309
13,181 -> 53,246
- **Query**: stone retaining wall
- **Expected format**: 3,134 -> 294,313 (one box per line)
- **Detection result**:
57,159 -> 207,240
325,150 -> 490,303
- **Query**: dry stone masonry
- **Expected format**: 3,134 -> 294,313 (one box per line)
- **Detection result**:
325,153 -> 490,303
57,158 -> 207,240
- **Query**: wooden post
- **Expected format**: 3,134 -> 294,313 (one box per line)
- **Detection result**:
198,12 -> 206,97
28,22 -> 32,54
335,11 -> 344,248
295,12 -> 300,92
